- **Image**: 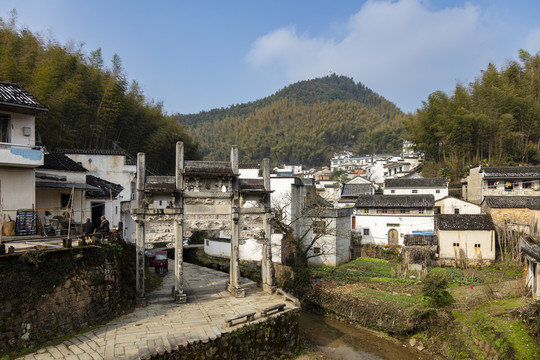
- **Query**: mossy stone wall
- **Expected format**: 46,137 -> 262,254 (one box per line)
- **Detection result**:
0,241 -> 136,355
154,310 -> 300,360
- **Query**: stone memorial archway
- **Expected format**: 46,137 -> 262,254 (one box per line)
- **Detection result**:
132,142 -> 273,305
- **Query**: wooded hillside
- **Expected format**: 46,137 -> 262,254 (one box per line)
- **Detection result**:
177,75 -> 407,166
0,14 -> 200,174
405,50 -> 540,180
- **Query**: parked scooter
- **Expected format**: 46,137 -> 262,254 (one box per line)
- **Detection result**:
154,251 -> 168,276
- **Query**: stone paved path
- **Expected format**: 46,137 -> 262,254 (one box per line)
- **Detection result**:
19,263 -> 294,360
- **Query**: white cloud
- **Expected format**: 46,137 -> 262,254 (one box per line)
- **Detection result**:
245,0 -> 493,112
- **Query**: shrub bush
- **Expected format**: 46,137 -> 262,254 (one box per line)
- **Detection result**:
422,273 -> 454,307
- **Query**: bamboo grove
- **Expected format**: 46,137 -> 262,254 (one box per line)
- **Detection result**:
0,13 -> 201,174
405,50 -> 540,181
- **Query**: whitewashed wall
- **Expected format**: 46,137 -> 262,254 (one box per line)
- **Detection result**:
435,197 -> 481,214
354,212 -> 435,245
384,187 -> 448,201
0,168 -> 35,221
438,230 -> 495,264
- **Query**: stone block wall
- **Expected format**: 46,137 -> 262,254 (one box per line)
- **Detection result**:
154,309 -> 300,360
0,242 -> 136,354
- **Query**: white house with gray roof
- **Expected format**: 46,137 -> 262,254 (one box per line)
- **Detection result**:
437,214 -> 496,267
462,165 -> 540,204
353,194 -> 435,246
0,82 -> 47,226
384,178 -> 448,200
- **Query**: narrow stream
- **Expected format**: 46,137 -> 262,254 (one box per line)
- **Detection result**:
299,311 -> 432,360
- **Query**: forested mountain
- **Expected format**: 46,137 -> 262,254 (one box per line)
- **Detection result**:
177,75 -> 407,166
0,14 -> 200,174
405,50 -> 540,181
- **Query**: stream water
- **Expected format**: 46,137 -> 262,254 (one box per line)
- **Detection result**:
299,311 -> 433,360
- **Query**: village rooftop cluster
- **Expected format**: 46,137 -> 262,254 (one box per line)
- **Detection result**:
0,81 -> 538,302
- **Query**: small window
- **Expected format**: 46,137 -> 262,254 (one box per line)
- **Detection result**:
391,189 -> 395,194
412,189 -> 418,194
436,190 -> 440,193
61,194 -> 71,208
474,244 -> 481,248
488,181 -> 498,189
364,208 -> 369,214
522,181 -> 532,189
313,220 -> 325,235
453,242 -> 460,247
418,209 -> 424,214
504,181 -> 514,191
313,247 -> 321,255
363,228 -> 369,236
0,114 -> 9,143
454,208 -> 460,214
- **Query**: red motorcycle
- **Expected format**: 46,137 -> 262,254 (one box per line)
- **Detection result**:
154,251 -> 168,275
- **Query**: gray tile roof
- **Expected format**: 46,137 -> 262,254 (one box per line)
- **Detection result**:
86,175 -> 124,198
0,82 -> 47,112
384,177 -> 447,188
355,194 -> 434,208
341,183 -> 372,197
41,153 -> 87,172
482,196 -> 540,210
184,161 -> 234,176
239,179 -> 269,193
482,166 -> 540,178
437,214 -> 495,231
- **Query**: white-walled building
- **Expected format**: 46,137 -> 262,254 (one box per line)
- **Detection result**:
384,178 -> 448,201
462,165 -> 540,204
0,82 -> 47,226
35,153 -> 125,234
353,194 -> 435,246
436,214 -> 496,267
63,150 -> 137,240
435,196 -> 481,215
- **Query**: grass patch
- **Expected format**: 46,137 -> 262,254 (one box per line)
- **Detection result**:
145,267 -> 163,293
454,298 -> 539,359
350,287 -> 422,309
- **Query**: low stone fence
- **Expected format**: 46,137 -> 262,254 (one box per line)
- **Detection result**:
0,241 -> 136,355
153,309 -> 300,360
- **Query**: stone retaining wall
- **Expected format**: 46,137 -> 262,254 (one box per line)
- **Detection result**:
0,242 -> 136,355
153,309 -> 300,360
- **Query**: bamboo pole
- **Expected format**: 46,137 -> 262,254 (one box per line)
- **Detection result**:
0,179 -> 3,245
66,186 -> 74,240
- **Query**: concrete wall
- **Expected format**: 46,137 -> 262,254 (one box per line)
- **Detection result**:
435,197 -> 481,214
354,212 -> 434,246
0,167 -> 35,221
463,167 -> 483,204
438,229 -> 495,267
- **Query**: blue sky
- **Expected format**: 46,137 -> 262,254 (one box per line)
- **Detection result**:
1,0 -> 539,115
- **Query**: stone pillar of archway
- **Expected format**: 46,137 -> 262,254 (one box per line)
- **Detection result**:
261,158 -> 275,293
135,152 -> 146,306
227,145 -> 245,297
173,142 -> 186,303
